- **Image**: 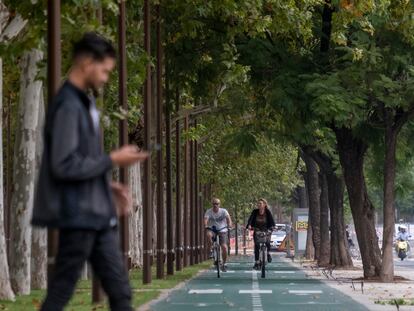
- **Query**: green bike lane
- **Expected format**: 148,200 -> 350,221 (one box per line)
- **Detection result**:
149,255 -> 369,311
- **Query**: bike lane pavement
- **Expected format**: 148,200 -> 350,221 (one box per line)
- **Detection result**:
149,255 -> 369,311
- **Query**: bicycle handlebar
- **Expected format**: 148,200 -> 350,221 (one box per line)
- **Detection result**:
251,228 -> 273,234
205,226 -> 229,233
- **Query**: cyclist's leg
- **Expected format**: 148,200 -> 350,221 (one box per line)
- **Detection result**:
206,231 -> 214,247
254,233 -> 260,262
266,240 -> 272,262
206,230 -> 214,257
253,234 -> 260,269
219,233 -> 228,264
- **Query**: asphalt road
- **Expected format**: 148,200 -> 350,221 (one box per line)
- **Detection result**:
150,254 -> 369,311
394,257 -> 414,270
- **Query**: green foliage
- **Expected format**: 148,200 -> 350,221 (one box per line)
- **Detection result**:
4,0 -> 414,241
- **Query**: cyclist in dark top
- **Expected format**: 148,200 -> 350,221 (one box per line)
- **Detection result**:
246,198 -> 275,269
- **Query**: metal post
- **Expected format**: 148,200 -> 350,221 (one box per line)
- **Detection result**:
201,189 -> 205,261
155,4 -> 165,279
286,224 -> 292,258
143,0 -> 153,284
165,62 -> 174,276
118,0 -> 129,269
235,206 -> 238,255
47,0 -> 61,284
199,183 -> 203,262
92,5 -> 105,303
189,133 -> 194,265
92,276 -> 105,303
175,89 -> 182,271
228,228 -> 231,256
183,116 -> 189,267
243,208 -> 247,255
194,132 -> 199,264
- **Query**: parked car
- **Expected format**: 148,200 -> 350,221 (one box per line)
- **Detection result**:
271,226 -> 286,250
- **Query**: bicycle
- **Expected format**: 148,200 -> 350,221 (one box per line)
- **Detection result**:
206,226 -> 228,278
254,229 -> 272,278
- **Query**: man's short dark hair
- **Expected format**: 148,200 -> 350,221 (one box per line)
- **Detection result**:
72,32 -> 116,61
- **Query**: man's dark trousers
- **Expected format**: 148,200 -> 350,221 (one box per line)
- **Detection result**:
41,227 -> 132,311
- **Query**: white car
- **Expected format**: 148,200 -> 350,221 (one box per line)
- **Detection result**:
271,230 -> 286,250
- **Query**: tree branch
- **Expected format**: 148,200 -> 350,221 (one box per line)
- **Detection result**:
0,12 -> 26,43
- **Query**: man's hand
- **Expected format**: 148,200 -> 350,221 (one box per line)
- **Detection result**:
111,182 -> 132,217
110,145 -> 149,167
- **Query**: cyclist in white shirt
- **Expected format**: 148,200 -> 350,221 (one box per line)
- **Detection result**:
204,198 -> 233,271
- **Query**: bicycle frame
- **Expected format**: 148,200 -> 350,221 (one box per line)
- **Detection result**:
206,226 -> 228,278
253,229 -> 272,278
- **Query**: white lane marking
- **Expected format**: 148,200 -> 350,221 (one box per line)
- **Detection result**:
188,289 -> 223,294
280,302 -> 340,305
208,270 -> 235,273
171,302 -> 226,306
244,270 -> 259,273
289,290 -> 323,295
239,290 -> 272,294
273,271 -> 295,274
226,262 -> 241,265
245,271 -> 266,311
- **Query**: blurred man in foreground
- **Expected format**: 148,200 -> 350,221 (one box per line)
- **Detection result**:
32,32 -> 148,311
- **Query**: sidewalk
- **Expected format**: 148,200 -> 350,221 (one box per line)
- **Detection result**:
290,257 -> 414,310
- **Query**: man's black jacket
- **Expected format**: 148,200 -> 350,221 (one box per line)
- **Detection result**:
32,81 -> 117,229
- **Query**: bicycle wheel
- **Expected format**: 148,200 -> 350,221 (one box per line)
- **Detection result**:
261,245 -> 266,278
216,244 -> 221,278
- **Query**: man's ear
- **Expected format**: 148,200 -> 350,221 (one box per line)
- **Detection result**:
79,56 -> 94,71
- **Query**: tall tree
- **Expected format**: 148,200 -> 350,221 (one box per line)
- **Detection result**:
9,48 -> 43,294
318,171 -> 330,266
129,163 -> 143,268
302,151 -> 321,260
0,2 -> 26,298
0,2 -> 15,300
31,88 -> 46,290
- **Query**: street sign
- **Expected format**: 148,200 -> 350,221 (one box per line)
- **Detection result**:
292,208 -> 309,257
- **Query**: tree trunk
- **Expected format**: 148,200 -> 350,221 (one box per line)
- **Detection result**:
297,186 -> 308,209
380,110 -> 397,282
302,151 -> 321,260
301,178 -> 314,260
9,49 -> 44,294
327,172 -> 353,267
31,88 -> 47,289
0,5 -> 26,299
0,55 -> 15,302
335,127 -> 381,278
31,227 -> 47,289
303,148 -> 352,268
305,222 -> 315,260
129,163 -> 143,268
318,172 -> 330,267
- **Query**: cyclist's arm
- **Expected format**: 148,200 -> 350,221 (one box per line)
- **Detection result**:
246,211 -> 254,229
226,213 -> 233,229
204,217 -> 209,228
